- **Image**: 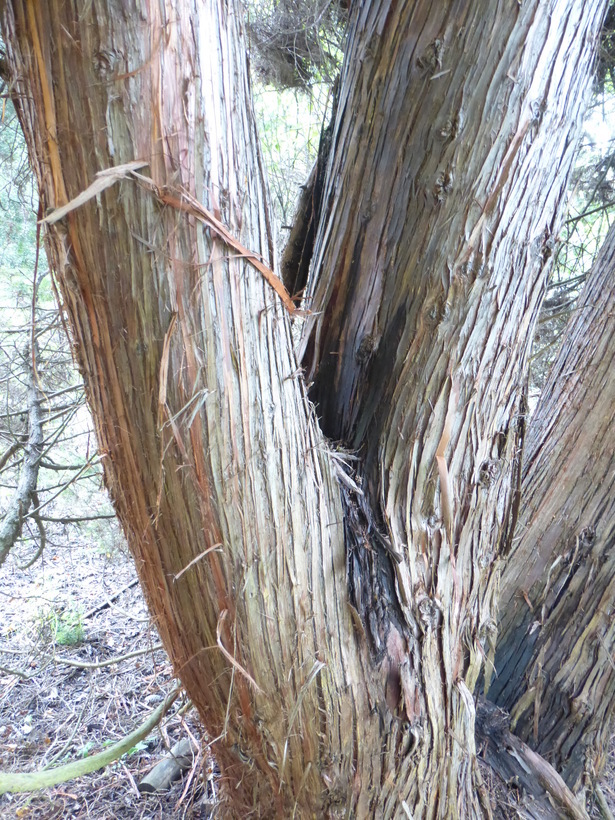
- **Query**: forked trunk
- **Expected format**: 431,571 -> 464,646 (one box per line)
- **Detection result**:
0,0 -> 607,816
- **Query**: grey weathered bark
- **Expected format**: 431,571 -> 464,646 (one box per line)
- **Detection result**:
477,698 -> 591,820
299,0 -> 607,811
490,221 -> 615,792
0,0 -> 608,816
0,347 -> 44,566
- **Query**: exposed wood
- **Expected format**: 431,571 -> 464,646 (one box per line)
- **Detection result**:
138,737 -> 197,793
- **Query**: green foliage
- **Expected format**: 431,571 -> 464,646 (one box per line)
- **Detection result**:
122,740 -> 148,758
77,741 -> 95,759
253,82 -> 332,239
37,605 -> 85,646
0,100 -> 38,303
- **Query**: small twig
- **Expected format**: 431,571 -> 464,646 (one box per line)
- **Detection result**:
54,643 -> 165,670
38,513 -> 116,523
17,497 -> 46,569
0,441 -> 21,471
82,578 -> 140,620
0,662 -> 35,680
24,455 -> 100,517
121,761 -> 141,798
42,683 -> 94,769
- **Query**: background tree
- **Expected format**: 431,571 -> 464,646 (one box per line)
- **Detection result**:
0,99 -> 113,568
0,1 -> 610,818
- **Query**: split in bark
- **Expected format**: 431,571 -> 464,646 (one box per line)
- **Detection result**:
280,76 -> 340,299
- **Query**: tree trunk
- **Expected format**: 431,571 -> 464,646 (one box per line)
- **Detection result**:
490,222 -> 615,792
0,0 -> 607,817
299,0 -> 606,811
1,2 -> 362,814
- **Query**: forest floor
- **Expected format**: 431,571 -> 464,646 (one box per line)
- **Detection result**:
0,535 -> 212,819
0,534 -> 613,819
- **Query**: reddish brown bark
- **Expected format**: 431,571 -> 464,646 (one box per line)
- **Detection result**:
0,0 -> 608,816
2,1 -> 355,813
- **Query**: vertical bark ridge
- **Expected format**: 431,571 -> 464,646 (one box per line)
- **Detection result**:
301,0 -> 607,813
2,0 -> 610,816
491,224 -> 615,789
1,1 -> 384,814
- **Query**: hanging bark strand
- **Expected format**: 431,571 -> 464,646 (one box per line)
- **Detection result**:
0,0 -> 609,817
492,222 -> 615,791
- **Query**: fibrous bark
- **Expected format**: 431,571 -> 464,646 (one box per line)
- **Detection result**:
1,1 -> 367,814
0,0 -> 609,817
300,0 -> 606,813
491,221 -> 615,791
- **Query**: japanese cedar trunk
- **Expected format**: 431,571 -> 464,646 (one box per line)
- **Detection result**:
0,0 -> 606,817
491,221 -> 615,791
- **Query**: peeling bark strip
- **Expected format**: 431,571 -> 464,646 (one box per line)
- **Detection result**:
42,162 -> 297,315
1,0 -> 608,817
39,160 -> 149,223
493,221 -> 615,790
132,174 -> 298,315
1,1 -> 364,814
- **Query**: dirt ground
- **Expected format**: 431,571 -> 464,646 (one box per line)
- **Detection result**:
0,533 -> 213,819
0,531 -> 614,819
